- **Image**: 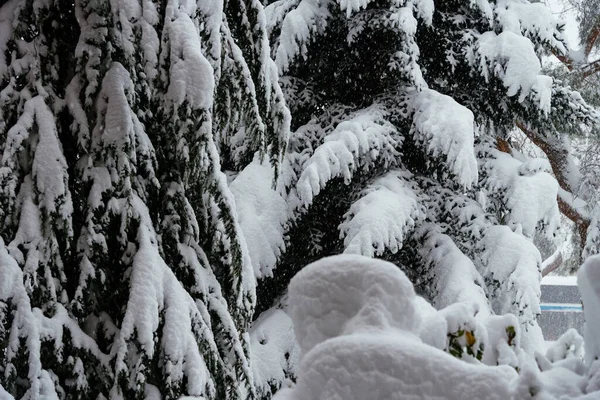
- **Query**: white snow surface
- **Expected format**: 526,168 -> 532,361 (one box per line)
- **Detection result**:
340,171 -> 423,257
484,150 -> 560,238
287,254 -> 420,356
408,88 -> 478,188
275,0 -> 331,72
0,384 -> 13,400
481,225 -> 545,353
494,0 -> 567,55
250,308 -> 300,398
275,254 -> 527,400
578,255 -> 600,365
418,227 -> 490,315
0,237 -> 110,399
477,31 -> 553,113
542,275 -> 578,286
230,157 -> 288,278
0,238 -> 46,400
1,96 -> 72,222
295,107 -> 398,207
275,332 -> 518,400
166,13 -> 214,109
481,314 -> 522,368
546,329 -> 584,363
112,196 -> 215,397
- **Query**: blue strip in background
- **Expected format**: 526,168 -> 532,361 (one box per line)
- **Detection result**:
541,304 -> 583,312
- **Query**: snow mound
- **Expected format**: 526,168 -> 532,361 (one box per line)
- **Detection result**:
287,254 -> 419,355
274,332 -> 517,400
277,254 -> 521,400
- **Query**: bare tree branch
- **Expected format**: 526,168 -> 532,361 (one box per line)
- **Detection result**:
584,19 -> 600,59
542,251 -> 563,277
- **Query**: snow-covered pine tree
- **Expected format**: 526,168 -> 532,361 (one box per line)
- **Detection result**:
0,0 -> 288,398
241,1 -> 599,395
0,1 -> 111,398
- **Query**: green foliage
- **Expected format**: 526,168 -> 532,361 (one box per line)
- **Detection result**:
0,0 -> 285,398
447,329 -> 485,361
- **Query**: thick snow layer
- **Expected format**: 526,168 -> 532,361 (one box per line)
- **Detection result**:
0,238 -> 44,399
0,97 -> 75,306
295,107 -> 398,206
410,0 -> 434,25
494,0 -> 567,55
107,192 -> 255,398
340,171 -> 423,257
408,88 -> 478,188
29,97 -> 72,219
277,254 -> 524,400
274,332 -> 518,400
167,13 -> 214,109
197,0 -> 223,69
250,309 -> 300,398
0,384 -> 13,400
546,328 -> 583,363
266,0 -> 302,38
418,227 -> 490,315
477,31 -> 553,113
481,225 -> 544,353
230,158 -> 288,278
484,150 -> 560,238
578,255 -> 600,365
1,96 -> 72,224
275,0 -> 433,73
481,314 -> 522,368
413,297 -> 448,350
0,237 -> 110,399
275,0 -> 331,72
287,254 -> 420,355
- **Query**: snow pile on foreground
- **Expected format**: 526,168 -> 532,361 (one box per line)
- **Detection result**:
269,255 -> 594,399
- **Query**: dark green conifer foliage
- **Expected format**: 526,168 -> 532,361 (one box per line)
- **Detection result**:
0,0 -> 288,398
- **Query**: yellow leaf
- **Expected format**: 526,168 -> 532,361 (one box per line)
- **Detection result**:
465,330 -> 476,347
